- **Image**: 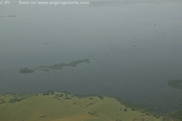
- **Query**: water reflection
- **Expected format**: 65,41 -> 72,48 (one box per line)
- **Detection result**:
19,59 -> 90,74
168,80 -> 182,90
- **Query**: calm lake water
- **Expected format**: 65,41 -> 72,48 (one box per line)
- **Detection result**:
0,0 -> 182,113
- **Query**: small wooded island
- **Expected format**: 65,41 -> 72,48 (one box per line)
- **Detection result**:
19,59 -> 90,74
0,91 -> 181,121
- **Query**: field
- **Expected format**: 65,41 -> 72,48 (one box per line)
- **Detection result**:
0,91 -> 166,121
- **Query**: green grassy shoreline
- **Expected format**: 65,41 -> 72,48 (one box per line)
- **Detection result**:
0,91 -> 180,121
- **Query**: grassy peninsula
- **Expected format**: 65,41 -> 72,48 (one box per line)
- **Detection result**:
0,91 -> 172,121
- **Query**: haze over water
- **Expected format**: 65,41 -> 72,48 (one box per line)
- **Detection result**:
1,0 -> 182,113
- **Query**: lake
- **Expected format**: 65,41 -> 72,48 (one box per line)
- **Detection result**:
0,0 -> 182,113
